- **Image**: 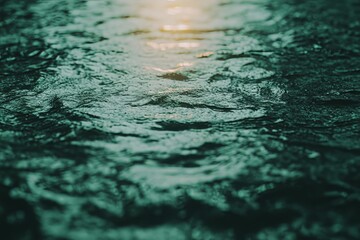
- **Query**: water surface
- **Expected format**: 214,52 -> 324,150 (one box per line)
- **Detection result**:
1,0 -> 360,239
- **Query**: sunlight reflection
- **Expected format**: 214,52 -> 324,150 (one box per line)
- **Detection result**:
148,67 -> 179,73
162,24 -> 190,32
167,7 -> 183,15
147,62 -> 194,73
196,51 -> 214,58
167,6 -> 200,16
136,0 -> 214,84
138,0 -> 208,41
146,42 -> 200,51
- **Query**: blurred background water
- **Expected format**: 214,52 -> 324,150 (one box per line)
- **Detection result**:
0,0 -> 360,239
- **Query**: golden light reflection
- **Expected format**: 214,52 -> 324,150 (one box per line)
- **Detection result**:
138,0 -> 207,40
167,7 -> 183,15
196,51 -> 214,58
177,62 -> 193,67
167,7 -> 200,16
162,24 -> 190,32
137,0 -> 213,80
146,62 -> 194,73
146,42 -> 200,51
147,67 -> 179,73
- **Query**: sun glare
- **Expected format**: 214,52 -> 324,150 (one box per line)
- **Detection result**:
136,0 -> 213,83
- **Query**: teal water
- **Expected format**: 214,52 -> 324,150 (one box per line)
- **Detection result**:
1,0 -> 360,239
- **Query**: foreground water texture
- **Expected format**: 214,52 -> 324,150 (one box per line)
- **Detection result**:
1,0 -> 360,239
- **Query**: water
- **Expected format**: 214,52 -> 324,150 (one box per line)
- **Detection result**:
1,0 -> 360,239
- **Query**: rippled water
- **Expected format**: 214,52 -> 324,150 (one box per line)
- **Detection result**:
1,0 -> 360,239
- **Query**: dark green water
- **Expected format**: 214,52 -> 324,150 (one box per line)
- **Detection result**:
1,0 -> 360,239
